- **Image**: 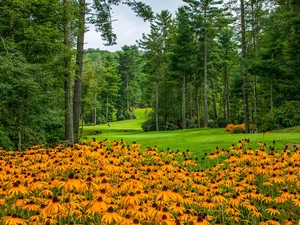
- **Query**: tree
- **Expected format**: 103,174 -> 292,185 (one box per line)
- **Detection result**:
183,0 -> 226,127
117,45 -> 143,115
63,0 -> 74,144
99,54 -> 120,122
0,0 -> 66,149
169,7 -> 196,129
73,0 -> 86,140
138,10 -> 172,131
240,0 -> 250,133
72,0 -> 154,139
217,27 -> 236,121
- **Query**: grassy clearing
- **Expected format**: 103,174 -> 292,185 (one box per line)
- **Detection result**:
83,109 -> 300,159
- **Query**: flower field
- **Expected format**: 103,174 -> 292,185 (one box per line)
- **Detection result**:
0,139 -> 300,225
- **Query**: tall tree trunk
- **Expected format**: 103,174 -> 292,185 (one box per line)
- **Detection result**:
196,75 -> 200,128
203,6 -> 208,127
251,0 -> 258,130
182,73 -> 186,129
93,94 -> 97,125
17,125 -> 21,151
106,92 -> 109,122
14,113 -> 21,150
64,0 -> 74,144
224,63 -> 230,121
241,0 -> 250,133
126,73 -> 129,111
270,78 -> 273,112
73,0 -> 86,140
210,79 -> 217,120
8,1 -> 15,41
190,83 -> 193,119
155,79 -> 159,131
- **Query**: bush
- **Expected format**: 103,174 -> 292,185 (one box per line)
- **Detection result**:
141,118 -> 164,132
276,101 -> 300,127
215,117 -> 230,128
208,119 -> 217,128
258,112 -> 279,132
117,114 -> 125,121
226,123 -> 256,133
0,125 -> 15,150
165,122 -> 176,130
186,119 -> 195,129
232,124 -> 245,133
124,110 -> 136,120
257,101 -> 300,131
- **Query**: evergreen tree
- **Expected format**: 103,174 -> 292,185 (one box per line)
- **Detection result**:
99,54 -> 121,123
0,0 -> 66,149
117,45 -> 143,117
217,27 -> 237,122
138,10 -> 172,131
73,0 -> 154,139
169,7 -> 196,129
184,0 -> 226,127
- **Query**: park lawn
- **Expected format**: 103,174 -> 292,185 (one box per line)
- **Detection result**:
83,109 -> 300,159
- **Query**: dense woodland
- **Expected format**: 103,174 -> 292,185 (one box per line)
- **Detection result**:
0,0 -> 299,150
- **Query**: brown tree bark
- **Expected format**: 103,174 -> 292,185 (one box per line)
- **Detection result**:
241,0 -> 250,133
182,73 -> 186,129
203,6 -> 208,127
64,0 -> 74,144
73,0 -> 86,140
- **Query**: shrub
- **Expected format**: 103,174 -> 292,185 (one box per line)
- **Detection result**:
0,125 -> 15,150
258,112 -> 279,132
165,122 -> 176,130
186,119 -> 195,129
225,124 -> 234,132
215,117 -> 230,128
124,110 -> 136,119
117,114 -> 125,121
258,101 -> 300,131
276,101 -> 300,127
208,119 -> 218,128
141,118 -> 164,132
226,123 -> 256,133
232,124 -> 245,133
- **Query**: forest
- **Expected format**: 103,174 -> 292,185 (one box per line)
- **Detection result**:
0,0 -> 299,150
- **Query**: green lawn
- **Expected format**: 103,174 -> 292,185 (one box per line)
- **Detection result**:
83,108 -> 300,159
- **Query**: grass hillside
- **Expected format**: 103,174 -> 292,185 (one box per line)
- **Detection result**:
83,109 -> 300,158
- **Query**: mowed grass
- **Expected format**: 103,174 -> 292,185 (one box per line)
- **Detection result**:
83,108 -> 300,159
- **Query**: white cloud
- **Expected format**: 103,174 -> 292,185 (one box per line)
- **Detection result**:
84,0 -> 184,51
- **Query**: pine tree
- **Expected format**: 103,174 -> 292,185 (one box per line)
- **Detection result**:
169,7 -> 196,129
183,0 -> 225,127
138,10 -> 172,131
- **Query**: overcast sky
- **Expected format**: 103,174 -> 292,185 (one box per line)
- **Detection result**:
84,0 -> 184,51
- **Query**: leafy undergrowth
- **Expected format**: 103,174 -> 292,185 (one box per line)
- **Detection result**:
0,139 -> 300,225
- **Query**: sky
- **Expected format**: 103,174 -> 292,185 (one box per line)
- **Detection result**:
84,0 -> 184,51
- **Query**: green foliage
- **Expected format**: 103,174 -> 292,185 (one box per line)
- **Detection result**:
0,0 -> 65,149
258,112 -> 280,132
124,110 -> 136,120
117,45 -> 145,111
276,101 -> 300,128
0,124 -> 15,150
0,47 -> 64,149
186,119 -> 195,129
258,101 -> 300,132
141,118 -> 164,132
215,117 -> 230,128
